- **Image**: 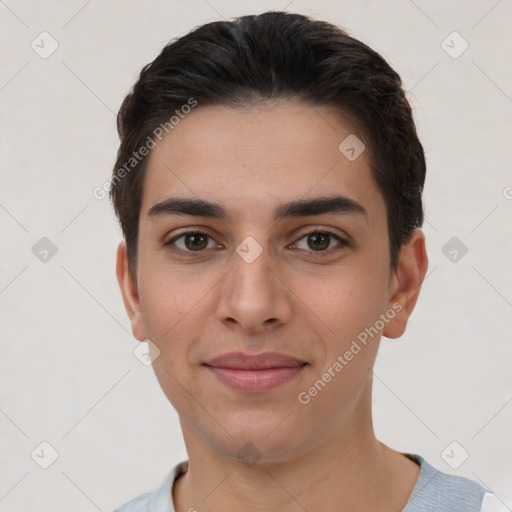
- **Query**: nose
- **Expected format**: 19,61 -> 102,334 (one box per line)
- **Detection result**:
215,243 -> 293,337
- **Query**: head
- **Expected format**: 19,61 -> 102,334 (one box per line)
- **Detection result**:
113,12 -> 428,464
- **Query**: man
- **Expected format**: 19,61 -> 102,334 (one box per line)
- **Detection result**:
111,11 -> 502,511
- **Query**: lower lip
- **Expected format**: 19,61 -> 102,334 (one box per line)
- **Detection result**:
205,365 -> 306,393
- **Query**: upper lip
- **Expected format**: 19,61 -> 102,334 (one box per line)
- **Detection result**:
204,351 -> 306,370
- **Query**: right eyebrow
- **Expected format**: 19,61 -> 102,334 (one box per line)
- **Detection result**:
147,197 -> 229,220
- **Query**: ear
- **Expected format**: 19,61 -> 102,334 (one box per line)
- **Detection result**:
116,241 -> 147,341
383,229 -> 428,339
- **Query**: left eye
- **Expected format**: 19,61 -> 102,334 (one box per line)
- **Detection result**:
292,231 -> 345,252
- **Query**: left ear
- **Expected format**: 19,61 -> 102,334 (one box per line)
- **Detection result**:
383,229 -> 428,339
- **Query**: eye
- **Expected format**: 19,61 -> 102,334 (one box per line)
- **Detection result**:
164,228 -> 348,258
291,230 -> 347,254
164,231 -> 220,256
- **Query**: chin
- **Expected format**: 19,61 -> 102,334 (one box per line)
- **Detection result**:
216,418 -> 304,464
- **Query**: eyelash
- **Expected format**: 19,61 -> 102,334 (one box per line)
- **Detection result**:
163,229 -> 348,258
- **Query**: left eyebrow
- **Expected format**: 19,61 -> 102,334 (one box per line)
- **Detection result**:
273,195 -> 367,221
147,195 -> 368,221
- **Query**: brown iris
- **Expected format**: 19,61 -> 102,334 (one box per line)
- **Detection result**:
184,233 -> 208,251
307,233 -> 330,251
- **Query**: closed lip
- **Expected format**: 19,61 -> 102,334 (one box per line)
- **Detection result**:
203,351 -> 306,370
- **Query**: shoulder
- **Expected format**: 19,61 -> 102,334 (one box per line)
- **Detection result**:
403,454 -> 488,512
113,460 -> 188,512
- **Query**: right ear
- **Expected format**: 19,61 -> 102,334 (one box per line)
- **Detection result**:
116,241 -> 147,341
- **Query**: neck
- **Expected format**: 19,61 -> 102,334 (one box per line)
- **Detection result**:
173,382 -> 420,511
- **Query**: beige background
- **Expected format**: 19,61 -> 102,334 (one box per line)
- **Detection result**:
1,0 -> 511,510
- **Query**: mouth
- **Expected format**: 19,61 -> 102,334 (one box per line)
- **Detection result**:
203,352 -> 308,393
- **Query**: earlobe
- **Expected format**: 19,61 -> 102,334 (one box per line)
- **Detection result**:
383,229 -> 428,339
116,241 -> 147,341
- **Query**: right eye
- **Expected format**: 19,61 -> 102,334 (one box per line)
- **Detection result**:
164,231 -> 222,256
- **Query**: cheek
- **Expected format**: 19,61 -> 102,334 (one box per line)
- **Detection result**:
139,277 -> 203,406
139,285 -> 182,340
137,264 -> 218,374
137,261 -> 204,337
298,266 -> 388,343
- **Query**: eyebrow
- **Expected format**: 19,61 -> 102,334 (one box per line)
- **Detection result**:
147,195 -> 367,221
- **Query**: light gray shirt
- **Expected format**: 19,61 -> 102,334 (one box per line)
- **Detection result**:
113,454 -> 506,511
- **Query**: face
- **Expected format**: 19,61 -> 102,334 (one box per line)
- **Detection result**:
117,100 -> 427,463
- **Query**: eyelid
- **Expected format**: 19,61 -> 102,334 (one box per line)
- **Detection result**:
164,228 -> 213,244
293,226 -> 349,242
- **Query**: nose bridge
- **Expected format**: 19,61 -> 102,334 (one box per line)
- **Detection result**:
216,236 -> 291,332
234,245 -> 274,298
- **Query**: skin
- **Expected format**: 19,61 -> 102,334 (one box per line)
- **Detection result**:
117,100 -> 428,511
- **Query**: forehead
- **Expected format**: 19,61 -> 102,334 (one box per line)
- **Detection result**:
140,101 -> 385,224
